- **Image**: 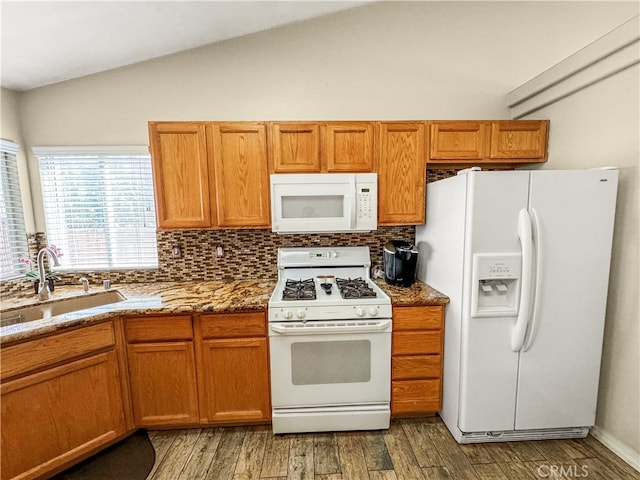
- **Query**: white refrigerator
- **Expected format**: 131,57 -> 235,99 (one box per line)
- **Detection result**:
415,168 -> 618,443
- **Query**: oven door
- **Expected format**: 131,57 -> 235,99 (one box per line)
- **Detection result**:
269,319 -> 391,408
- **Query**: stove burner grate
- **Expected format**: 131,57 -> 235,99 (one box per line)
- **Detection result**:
282,278 -> 316,301
335,277 -> 377,299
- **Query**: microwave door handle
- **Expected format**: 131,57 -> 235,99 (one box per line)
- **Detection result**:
349,175 -> 357,228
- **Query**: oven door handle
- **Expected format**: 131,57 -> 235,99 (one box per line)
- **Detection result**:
270,320 -> 391,335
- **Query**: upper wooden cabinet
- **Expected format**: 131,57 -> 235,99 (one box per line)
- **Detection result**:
324,122 -> 375,172
377,122 -> 426,226
151,119 -> 549,229
429,121 -> 486,161
208,123 -> 270,228
489,121 -> 548,160
269,121 -> 375,173
149,121 -> 270,230
269,122 -> 321,173
149,122 -> 212,229
428,120 -> 549,166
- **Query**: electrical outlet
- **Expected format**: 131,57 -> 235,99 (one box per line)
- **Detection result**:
171,245 -> 182,258
216,245 -> 224,258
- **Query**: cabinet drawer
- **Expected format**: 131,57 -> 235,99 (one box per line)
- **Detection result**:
393,306 -> 443,331
393,331 -> 442,355
392,355 -> 441,380
199,312 -> 266,339
125,316 -> 193,343
392,379 -> 441,414
1,322 -> 115,380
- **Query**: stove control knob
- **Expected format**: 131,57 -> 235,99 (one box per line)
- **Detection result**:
283,310 -> 293,320
368,307 -> 379,317
356,308 -> 366,317
296,310 -> 306,320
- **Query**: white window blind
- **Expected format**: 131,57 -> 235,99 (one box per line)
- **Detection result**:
34,146 -> 158,270
0,140 -> 29,280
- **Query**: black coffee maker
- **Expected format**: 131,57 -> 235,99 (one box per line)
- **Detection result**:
383,240 -> 419,287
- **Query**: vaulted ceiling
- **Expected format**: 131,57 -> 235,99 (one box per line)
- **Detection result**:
1,1 -> 367,91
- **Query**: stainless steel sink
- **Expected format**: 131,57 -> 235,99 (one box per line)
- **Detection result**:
0,290 -> 126,327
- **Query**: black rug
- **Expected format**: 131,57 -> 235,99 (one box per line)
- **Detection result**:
52,430 -> 156,480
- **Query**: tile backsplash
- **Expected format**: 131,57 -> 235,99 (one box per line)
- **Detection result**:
1,226 -> 414,296
156,226 -> 414,281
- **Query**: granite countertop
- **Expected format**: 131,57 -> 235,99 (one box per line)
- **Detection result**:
0,280 -> 276,345
375,280 -> 449,307
1,279 -> 448,346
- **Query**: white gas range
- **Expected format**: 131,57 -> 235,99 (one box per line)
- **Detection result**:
268,246 -> 392,434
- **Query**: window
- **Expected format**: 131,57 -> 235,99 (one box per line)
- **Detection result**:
0,140 -> 29,280
34,146 -> 158,270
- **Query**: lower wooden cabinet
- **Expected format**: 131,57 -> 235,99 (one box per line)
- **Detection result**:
124,315 -> 199,427
196,313 -> 271,424
0,322 -> 127,480
391,305 -> 444,416
127,342 -> 199,427
123,312 -> 271,428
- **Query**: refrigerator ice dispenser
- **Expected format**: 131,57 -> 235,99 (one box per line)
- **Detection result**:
471,254 -> 521,317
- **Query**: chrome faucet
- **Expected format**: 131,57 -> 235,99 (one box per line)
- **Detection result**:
80,277 -> 89,293
37,247 -> 61,301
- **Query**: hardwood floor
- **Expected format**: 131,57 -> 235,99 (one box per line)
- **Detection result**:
147,417 -> 639,480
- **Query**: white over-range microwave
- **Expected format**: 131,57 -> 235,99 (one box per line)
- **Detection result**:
270,173 -> 377,234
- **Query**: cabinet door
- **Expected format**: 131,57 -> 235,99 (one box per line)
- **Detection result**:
429,121 -> 486,161
149,122 -> 213,228
489,120 -> 548,160
127,342 -> 199,427
269,122 -> 321,173
378,122 -> 426,225
324,122 -> 375,172
1,352 -> 125,480
198,337 -> 270,424
209,122 -> 270,228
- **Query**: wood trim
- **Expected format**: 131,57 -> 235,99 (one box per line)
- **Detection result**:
112,317 -> 135,432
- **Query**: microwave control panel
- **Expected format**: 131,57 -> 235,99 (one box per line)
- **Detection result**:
358,187 -> 374,220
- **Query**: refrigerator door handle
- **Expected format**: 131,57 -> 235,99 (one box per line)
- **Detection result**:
523,208 -> 542,352
512,209 -> 534,352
